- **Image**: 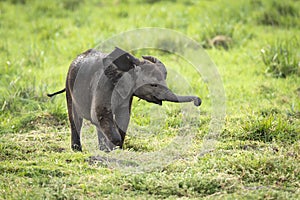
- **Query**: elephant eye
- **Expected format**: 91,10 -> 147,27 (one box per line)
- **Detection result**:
150,84 -> 158,87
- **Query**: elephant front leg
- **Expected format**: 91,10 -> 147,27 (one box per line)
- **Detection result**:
96,124 -> 122,151
113,105 -> 131,148
96,127 -> 115,152
94,107 -> 124,151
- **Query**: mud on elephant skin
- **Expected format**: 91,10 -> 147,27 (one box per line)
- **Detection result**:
48,47 -> 202,152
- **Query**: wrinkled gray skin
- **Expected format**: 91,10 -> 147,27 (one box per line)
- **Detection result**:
50,47 -> 201,152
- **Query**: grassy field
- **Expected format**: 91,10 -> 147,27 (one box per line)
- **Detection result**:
0,0 -> 300,199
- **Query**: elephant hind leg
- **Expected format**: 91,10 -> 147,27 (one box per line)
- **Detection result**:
71,109 -> 83,151
66,89 -> 83,151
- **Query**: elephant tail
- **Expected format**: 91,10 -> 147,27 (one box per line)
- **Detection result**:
47,88 -> 66,97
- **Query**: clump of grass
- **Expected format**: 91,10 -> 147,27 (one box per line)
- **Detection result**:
62,0 -> 83,11
274,1 -> 299,17
0,76 -> 67,134
33,1 -> 68,19
241,113 -> 299,143
4,0 -> 26,4
1,79 -> 49,114
140,0 -> 176,4
256,1 -> 300,27
123,172 -> 237,197
261,37 -> 300,78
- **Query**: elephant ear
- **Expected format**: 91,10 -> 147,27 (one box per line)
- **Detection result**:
113,72 -> 135,100
142,56 -> 167,79
104,47 -> 140,84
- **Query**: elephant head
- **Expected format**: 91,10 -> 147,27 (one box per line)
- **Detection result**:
133,55 -> 201,106
104,47 -> 202,107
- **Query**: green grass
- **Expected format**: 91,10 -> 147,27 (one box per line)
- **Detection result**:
256,0 -> 300,28
0,0 -> 300,199
261,37 -> 300,78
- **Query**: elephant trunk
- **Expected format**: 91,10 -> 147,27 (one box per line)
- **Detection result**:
159,89 -> 201,107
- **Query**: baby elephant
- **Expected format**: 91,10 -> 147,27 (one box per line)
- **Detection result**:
48,47 -> 201,152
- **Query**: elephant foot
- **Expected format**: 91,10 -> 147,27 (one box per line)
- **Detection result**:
71,144 -> 82,152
